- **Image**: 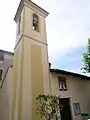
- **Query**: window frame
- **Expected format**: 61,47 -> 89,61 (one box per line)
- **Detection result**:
58,76 -> 67,91
0,54 -> 4,61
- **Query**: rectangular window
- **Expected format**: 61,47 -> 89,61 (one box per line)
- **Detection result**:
58,76 -> 67,91
0,69 -> 3,80
0,54 -> 4,61
73,103 -> 81,115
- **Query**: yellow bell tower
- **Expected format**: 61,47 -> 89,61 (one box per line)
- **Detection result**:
11,0 -> 50,120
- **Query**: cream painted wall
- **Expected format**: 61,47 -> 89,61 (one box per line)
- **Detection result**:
4,54 -> 13,60
23,5 -> 47,44
11,38 -> 24,120
0,53 -> 13,86
0,67 -> 13,120
22,36 -> 50,94
12,34 -> 50,120
20,36 -> 50,120
11,0 -> 50,120
22,2 -> 50,93
15,8 -> 24,46
50,72 -> 90,120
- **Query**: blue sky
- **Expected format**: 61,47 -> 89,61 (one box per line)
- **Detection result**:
0,0 -> 90,75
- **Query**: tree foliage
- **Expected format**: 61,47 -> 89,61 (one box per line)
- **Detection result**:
36,94 -> 61,120
81,38 -> 90,73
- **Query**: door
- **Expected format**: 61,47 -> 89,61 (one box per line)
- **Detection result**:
60,98 -> 72,120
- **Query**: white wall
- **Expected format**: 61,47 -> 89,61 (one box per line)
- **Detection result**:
50,72 -> 90,120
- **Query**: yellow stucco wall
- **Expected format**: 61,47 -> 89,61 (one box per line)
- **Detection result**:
20,35 -> 50,120
31,44 -> 44,120
11,38 -> 24,120
23,3 -> 50,94
10,1 -> 50,119
24,3 -> 47,44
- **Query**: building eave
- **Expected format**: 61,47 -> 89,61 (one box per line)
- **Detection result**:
50,68 -> 90,80
0,49 -> 14,55
30,0 -> 49,15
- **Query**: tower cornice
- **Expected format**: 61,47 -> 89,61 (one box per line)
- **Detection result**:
14,0 -> 49,22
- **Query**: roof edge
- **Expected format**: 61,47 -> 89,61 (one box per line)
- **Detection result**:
50,68 -> 90,80
0,49 -> 14,55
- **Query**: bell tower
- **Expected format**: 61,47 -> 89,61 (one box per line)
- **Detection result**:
11,0 -> 50,120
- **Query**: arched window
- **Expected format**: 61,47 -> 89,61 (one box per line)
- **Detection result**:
33,13 -> 39,31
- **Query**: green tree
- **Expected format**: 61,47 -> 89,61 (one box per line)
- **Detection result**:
81,38 -> 90,73
36,94 -> 61,120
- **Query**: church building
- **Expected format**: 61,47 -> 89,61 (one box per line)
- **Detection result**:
0,0 -> 90,120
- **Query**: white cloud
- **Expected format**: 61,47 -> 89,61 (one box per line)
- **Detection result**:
34,0 -> 90,62
0,0 -> 20,52
0,0 -> 90,72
